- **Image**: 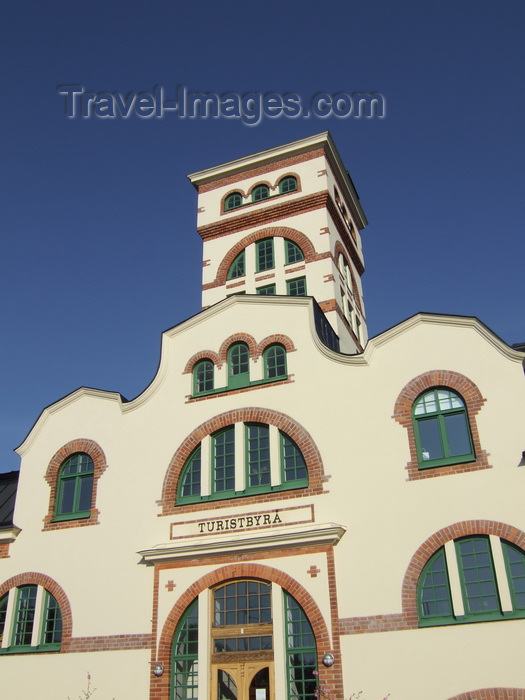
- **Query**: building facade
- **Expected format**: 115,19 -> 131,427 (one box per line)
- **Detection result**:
1,133 -> 525,700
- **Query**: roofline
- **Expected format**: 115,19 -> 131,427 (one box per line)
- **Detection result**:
187,131 -> 368,229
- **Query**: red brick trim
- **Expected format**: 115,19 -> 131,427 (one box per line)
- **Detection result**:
218,333 -> 257,364
160,408 -> 325,516
256,334 -> 296,358
448,690 -> 525,700
183,350 -> 222,374
219,174 -> 303,215
392,370 -> 491,481
152,561 -> 334,700
67,633 -> 151,653
43,439 -> 107,531
204,226 -> 320,291
0,572 -> 73,649
199,192 -> 331,242
0,542 -> 10,559
339,520 -> 525,636
196,149 -> 323,194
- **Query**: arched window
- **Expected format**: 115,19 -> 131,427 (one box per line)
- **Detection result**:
252,184 -> 270,202
55,453 -> 94,520
193,359 -> 214,394
177,423 -> 308,504
228,342 -> 250,388
225,192 -> 243,211
418,536 -> 525,626
413,388 -> 474,468
171,599 -> 199,699
264,344 -> 287,380
0,585 -> 62,652
285,239 -> 304,265
279,176 -> 297,194
227,250 -> 246,280
284,592 -> 318,700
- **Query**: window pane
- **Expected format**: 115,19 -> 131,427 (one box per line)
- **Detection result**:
43,594 -> 62,644
225,192 -> 242,210
59,479 -> 76,514
14,586 -> 37,646
195,360 -> 214,393
214,428 -> 235,493
419,550 -> 452,618
256,284 -> 276,295
253,185 -> 269,202
457,538 -> 500,615
247,424 -> 271,488
280,177 -> 297,194
503,542 -> 525,608
230,344 -> 249,376
265,345 -> 287,379
256,239 -> 274,271
417,417 -> 444,461
287,277 -> 307,296
282,433 -> 307,482
444,412 -> 472,457
227,251 -> 245,279
78,475 -> 93,511
285,239 -> 304,264
181,449 -> 201,498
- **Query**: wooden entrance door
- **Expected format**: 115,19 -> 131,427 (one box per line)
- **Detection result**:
213,661 -> 273,700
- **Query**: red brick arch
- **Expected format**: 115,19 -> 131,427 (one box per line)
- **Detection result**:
0,572 -> 73,649
401,520 -> 525,626
393,370 -> 490,481
256,334 -> 296,358
43,439 -> 107,531
183,350 -> 222,374
160,407 -> 325,515
218,333 -> 258,364
153,563 -> 332,700
448,690 -> 525,700
212,225 -> 318,288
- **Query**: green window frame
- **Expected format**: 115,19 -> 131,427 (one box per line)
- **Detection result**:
55,452 -> 94,521
228,342 -> 250,388
284,592 -> 318,700
418,537 -> 525,627
264,344 -> 287,380
256,238 -> 274,272
212,427 -> 236,496
286,277 -> 307,296
214,580 -> 272,627
178,447 -> 201,503
225,192 -> 243,211
279,176 -> 297,194
227,251 -> 246,280
252,184 -> 270,202
0,586 -> 62,653
246,424 -> 271,492
171,599 -> 199,700
176,423 -> 308,505
193,359 -> 214,394
256,284 -> 276,295
413,388 -> 474,469
285,239 -> 304,265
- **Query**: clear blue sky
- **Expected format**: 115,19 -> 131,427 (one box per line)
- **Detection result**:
2,1 -> 524,473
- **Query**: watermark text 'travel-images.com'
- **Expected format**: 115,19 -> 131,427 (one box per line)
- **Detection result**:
57,86 -> 386,125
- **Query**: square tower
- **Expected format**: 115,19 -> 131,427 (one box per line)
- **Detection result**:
188,132 -> 368,353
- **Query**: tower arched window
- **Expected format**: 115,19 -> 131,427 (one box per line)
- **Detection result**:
264,344 -> 287,380
252,184 -> 270,202
0,585 -> 63,652
279,176 -> 297,194
412,388 -> 474,468
227,251 -> 246,280
285,239 -> 304,265
228,342 -> 250,388
193,359 -> 214,394
55,453 -> 94,520
225,192 -> 243,211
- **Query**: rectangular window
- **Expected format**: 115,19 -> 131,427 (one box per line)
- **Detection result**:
256,239 -> 274,272
213,429 -> 235,493
246,424 -> 271,488
13,586 -> 37,647
286,277 -> 307,296
256,284 -> 276,295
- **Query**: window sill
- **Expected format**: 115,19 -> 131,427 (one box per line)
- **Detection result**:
51,511 -> 91,523
419,610 -> 525,627
418,454 -> 475,470
0,644 -> 61,654
190,376 -> 290,401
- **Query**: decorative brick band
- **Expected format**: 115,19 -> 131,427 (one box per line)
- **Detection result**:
448,690 -> 525,700
151,560 -> 334,700
160,407 -> 325,516
0,542 -> 10,559
42,439 -> 108,531
67,633 -> 152,653
0,572 -> 73,649
392,370 -> 491,481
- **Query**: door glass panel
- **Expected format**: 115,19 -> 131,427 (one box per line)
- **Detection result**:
249,667 -> 269,700
218,670 -> 238,700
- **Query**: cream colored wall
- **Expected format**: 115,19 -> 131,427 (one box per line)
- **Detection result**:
7,297 -> 525,698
